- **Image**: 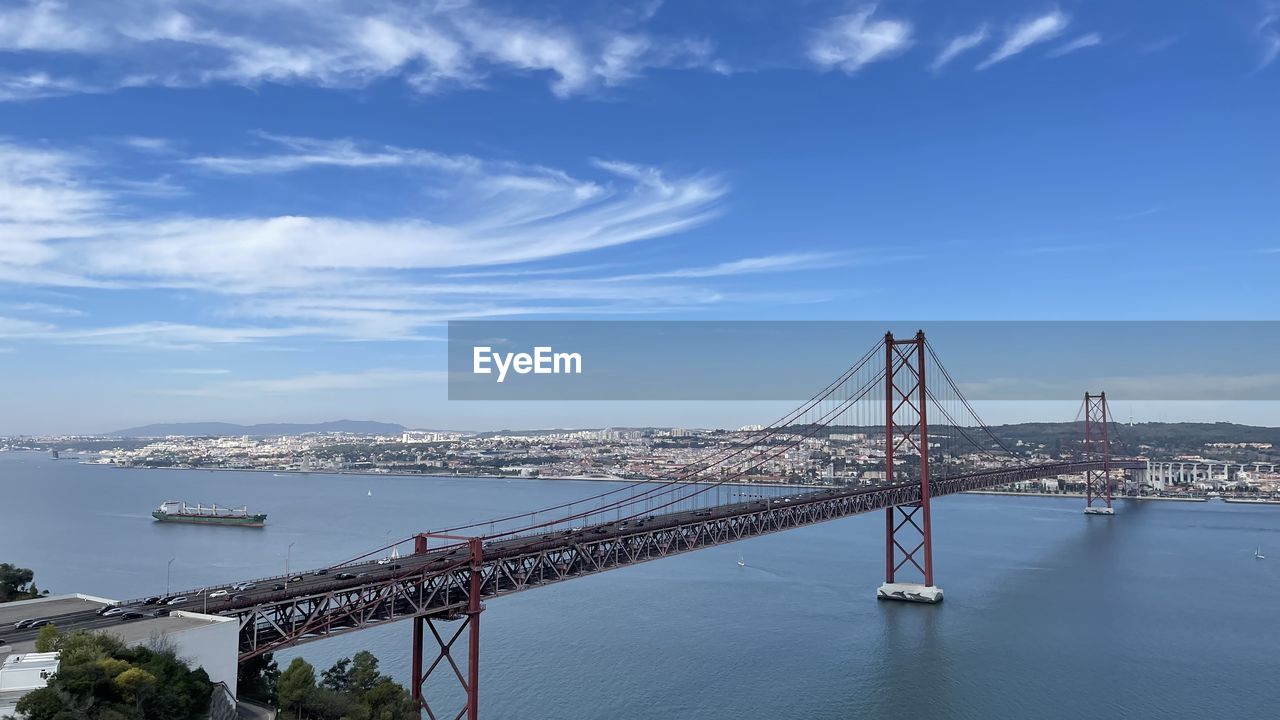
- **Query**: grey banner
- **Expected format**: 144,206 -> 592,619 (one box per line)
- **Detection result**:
447,321 -> 1280,401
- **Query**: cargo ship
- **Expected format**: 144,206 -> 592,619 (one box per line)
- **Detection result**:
152,501 -> 267,527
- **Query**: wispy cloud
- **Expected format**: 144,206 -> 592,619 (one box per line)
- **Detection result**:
977,11 -> 1070,70
1012,243 -> 1103,256
1115,206 -> 1161,221
808,6 -> 913,74
1047,32 -> 1102,58
1,301 -> 84,317
0,0 -> 722,100
615,253 -> 850,280
0,134 -> 805,346
161,369 -> 447,396
929,25 -> 989,73
1260,10 -> 1280,69
1138,36 -> 1180,55
121,136 -> 174,154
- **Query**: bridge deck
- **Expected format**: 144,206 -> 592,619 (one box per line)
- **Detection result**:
4,460 -> 1142,659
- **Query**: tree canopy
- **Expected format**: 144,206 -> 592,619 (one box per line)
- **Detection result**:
13,630 -> 212,720
275,652 -> 418,720
0,562 -> 42,602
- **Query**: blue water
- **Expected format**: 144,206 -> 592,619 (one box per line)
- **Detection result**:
3,451 -> 1278,719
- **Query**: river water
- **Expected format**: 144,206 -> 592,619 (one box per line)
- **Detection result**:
3,451 -> 1277,719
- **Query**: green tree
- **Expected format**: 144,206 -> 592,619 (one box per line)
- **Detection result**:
114,666 -> 157,711
347,652 -> 382,695
0,562 -> 37,602
238,652 -> 281,705
34,622 -> 60,652
319,657 -> 352,693
278,658 -> 317,717
363,678 -> 419,720
13,630 -> 210,720
320,651 -> 381,696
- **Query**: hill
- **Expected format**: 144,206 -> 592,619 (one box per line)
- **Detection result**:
105,420 -> 406,437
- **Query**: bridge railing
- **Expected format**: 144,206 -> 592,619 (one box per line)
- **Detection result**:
129,459 -> 1146,606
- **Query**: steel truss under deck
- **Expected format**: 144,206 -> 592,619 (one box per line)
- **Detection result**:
230,458 -> 1143,661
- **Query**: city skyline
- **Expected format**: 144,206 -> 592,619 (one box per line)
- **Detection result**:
2,1 -> 1279,433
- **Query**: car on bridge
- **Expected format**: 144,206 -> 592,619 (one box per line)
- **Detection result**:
209,589 -> 229,598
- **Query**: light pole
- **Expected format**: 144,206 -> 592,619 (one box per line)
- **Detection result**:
286,542 -> 295,587
166,557 -> 175,595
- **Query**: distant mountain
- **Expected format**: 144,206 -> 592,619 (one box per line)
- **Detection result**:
105,420 -> 407,437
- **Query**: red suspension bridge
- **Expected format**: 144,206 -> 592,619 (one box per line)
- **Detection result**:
12,330 -> 1144,719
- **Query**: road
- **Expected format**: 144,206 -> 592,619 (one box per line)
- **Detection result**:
5,461 -> 1140,649
1,484 -> 864,645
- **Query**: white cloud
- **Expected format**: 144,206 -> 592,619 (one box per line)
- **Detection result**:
1261,11 -> 1280,69
1047,32 -> 1102,58
0,0 -> 722,100
0,301 -> 83,316
121,136 -> 175,153
929,25 -> 989,73
162,369 -> 447,396
618,253 -> 847,280
808,6 -> 913,74
0,0 -> 105,52
0,135 -> 817,346
977,11 -> 1070,70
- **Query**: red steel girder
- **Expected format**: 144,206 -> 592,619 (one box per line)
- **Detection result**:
411,535 -> 483,720
883,330 -> 935,587
1083,392 -> 1112,511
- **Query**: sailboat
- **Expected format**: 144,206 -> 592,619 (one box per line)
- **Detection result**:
737,553 -> 746,567
1256,546 -> 1265,560
367,490 -> 373,497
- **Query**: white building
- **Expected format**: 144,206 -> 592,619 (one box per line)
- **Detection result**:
0,652 -> 60,717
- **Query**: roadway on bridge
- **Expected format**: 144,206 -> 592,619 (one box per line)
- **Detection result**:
2,484 -> 879,644
3,462 -> 1138,647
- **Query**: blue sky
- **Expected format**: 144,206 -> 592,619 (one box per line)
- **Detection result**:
1,0 -> 1278,434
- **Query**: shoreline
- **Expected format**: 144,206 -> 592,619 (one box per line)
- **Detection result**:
53,455 -> 1280,503
83,461 -> 823,489
962,489 -> 1280,502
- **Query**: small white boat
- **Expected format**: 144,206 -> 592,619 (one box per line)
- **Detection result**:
367,490 -> 373,497
1256,546 -> 1266,560
737,553 -> 746,567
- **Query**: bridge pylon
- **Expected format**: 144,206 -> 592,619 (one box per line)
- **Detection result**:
411,534 -> 484,720
1082,392 -> 1115,516
876,330 -> 943,604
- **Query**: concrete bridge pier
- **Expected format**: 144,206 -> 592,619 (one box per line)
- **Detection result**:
876,582 -> 944,603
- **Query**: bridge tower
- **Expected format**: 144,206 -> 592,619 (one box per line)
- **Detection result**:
410,534 -> 483,720
876,330 -> 943,604
1083,392 -> 1114,515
